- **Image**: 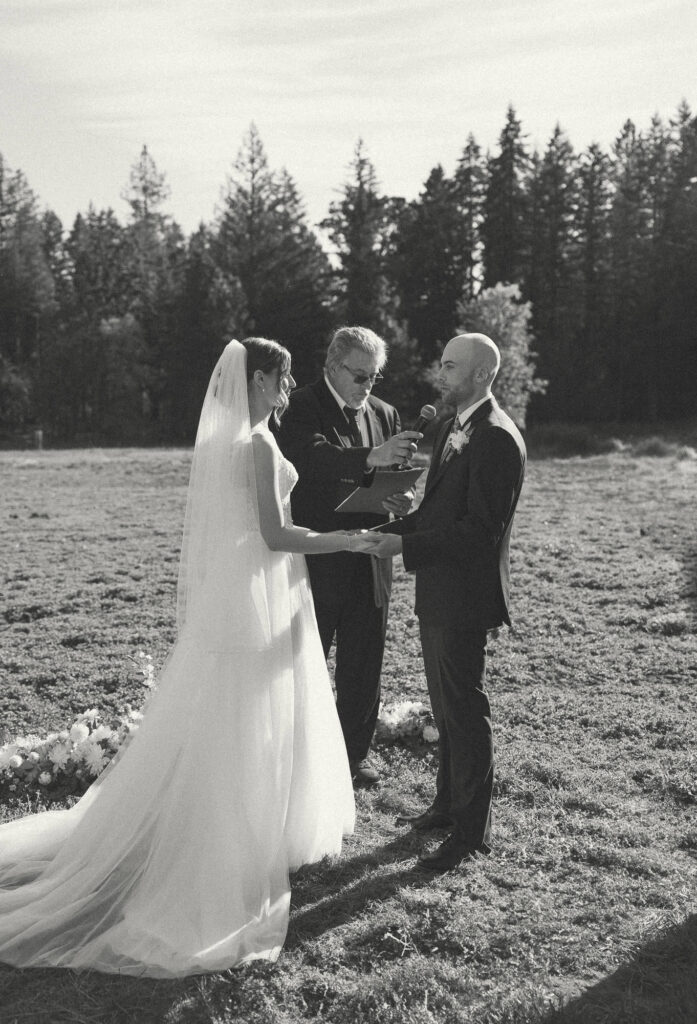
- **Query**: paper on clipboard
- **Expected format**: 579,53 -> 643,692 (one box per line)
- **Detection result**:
334,467 -> 423,514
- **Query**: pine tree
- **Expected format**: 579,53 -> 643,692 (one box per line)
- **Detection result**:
321,140 -> 398,333
121,145 -> 186,435
217,125 -> 332,382
391,165 -> 472,361
174,225 -> 247,437
574,143 -> 613,417
481,106 -> 531,288
453,135 -> 487,301
0,154 -> 55,427
526,125 -> 580,417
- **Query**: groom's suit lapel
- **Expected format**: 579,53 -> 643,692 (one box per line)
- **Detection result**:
424,398 -> 494,498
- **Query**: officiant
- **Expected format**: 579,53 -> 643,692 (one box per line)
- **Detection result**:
274,326 -> 420,787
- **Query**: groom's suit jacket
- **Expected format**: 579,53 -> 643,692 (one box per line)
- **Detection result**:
275,377 -> 402,533
386,397 -> 526,631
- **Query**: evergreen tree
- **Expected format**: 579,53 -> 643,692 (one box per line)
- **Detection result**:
174,225 -> 247,437
481,106 -> 531,288
121,145 -> 186,436
657,102 -> 697,416
526,125 -> 580,417
573,143 -> 614,417
321,140 -> 398,333
453,134 -> 487,301
391,165 -> 471,361
0,155 -> 55,427
58,206 -> 133,438
217,125 -> 332,383
608,119 -> 653,419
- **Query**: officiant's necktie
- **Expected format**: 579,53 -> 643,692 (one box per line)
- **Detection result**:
344,406 -> 363,447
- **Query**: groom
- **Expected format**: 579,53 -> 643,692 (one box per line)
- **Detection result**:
368,333 -> 526,870
275,326 -> 419,787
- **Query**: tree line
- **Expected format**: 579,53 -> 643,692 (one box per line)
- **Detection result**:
1,103 -> 696,445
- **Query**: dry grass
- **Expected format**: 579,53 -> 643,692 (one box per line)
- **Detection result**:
0,447 -> 696,1024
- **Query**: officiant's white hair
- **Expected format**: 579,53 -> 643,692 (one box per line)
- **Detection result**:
325,326 -> 388,371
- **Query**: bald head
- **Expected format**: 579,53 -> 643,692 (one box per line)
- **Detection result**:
437,333 -> 501,412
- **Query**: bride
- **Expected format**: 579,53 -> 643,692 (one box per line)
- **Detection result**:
0,337 -> 370,977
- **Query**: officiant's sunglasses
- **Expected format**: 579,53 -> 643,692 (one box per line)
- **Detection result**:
340,363 -> 384,386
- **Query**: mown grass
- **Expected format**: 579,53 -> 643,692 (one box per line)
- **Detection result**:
0,447 -> 696,1024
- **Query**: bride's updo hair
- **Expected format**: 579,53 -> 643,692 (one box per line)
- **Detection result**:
241,337 -> 292,424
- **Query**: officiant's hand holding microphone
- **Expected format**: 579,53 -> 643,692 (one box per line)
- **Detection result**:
377,404 -> 437,518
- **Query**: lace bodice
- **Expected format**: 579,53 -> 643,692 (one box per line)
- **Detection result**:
253,424 -> 298,526
278,448 -> 298,526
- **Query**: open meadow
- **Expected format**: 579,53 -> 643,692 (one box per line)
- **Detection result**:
0,447 -> 696,1024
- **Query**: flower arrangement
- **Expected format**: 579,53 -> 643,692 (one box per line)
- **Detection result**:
0,651 -> 155,805
1,656 -> 438,803
375,700 -> 439,744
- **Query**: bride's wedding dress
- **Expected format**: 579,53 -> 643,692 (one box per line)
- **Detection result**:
0,354 -> 354,977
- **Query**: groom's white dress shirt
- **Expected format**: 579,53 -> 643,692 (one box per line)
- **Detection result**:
455,395 -> 490,430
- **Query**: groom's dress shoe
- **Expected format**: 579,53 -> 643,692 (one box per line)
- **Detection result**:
350,758 -> 380,787
395,809 -> 454,832
417,834 -> 482,872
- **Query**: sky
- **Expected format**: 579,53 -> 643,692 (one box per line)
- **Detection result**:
2,0 -> 696,236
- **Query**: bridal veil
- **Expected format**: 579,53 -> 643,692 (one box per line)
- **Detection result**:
0,340 -> 354,976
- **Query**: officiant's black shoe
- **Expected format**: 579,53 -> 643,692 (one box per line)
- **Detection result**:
350,759 -> 380,787
395,809 -> 454,832
416,833 -> 478,872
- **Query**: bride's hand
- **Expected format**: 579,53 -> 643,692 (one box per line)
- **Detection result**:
346,531 -> 383,554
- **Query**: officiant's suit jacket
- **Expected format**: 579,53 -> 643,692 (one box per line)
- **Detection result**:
274,377 -> 402,764
386,397 -> 526,631
274,377 -> 401,532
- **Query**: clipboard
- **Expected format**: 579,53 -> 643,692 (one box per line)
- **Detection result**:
334,467 -> 423,514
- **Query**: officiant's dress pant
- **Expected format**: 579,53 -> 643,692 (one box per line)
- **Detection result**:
420,622 -> 493,850
306,551 -> 388,764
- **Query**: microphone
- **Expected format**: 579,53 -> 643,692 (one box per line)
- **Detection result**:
396,404 -> 437,469
411,404 -> 437,434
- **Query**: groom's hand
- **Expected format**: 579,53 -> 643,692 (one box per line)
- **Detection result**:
367,534 -> 402,559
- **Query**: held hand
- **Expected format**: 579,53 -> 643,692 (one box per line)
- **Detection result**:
366,534 -> 402,559
349,532 -> 385,554
382,488 -> 415,517
366,431 -> 422,469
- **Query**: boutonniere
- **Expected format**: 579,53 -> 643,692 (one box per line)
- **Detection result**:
447,424 -> 474,456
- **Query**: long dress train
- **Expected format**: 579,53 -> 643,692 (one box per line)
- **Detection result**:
0,441 -> 354,977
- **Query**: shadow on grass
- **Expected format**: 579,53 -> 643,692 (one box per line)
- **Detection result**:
287,826 -> 449,947
542,913 -> 697,1024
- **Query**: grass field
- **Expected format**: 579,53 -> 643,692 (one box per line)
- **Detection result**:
1,447 -> 696,1024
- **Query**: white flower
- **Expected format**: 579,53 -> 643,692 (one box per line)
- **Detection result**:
84,746 -> 108,777
15,734 -> 42,750
77,709 -> 100,725
69,722 -> 90,743
422,724 -> 439,743
58,730 -> 69,742
0,744 -> 19,768
49,742 -> 71,768
448,426 -> 473,455
28,751 -> 40,763
38,771 -> 52,786
8,754 -> 23,769
91,725 -> 113,743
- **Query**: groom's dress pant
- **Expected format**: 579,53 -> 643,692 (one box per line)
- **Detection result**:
420,621 -> 492,850
306,550 -> 388,764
